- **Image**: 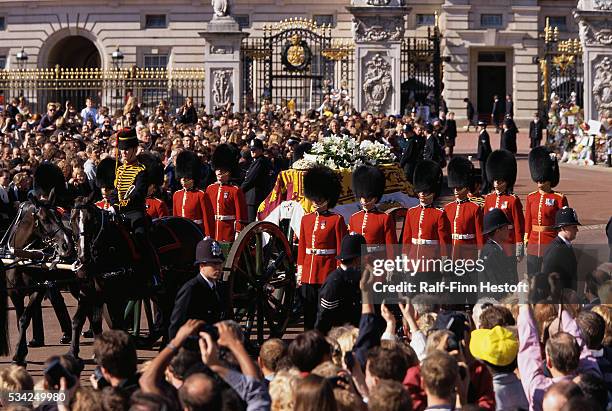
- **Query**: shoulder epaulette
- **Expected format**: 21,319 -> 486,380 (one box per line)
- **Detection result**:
528,191 -> 538,196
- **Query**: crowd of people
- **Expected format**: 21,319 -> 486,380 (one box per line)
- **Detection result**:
0,93 -> 611,411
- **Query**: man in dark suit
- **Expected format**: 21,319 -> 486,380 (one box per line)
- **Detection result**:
399,124 -> 422,183
479,209 -> 517,298
529,112 -> 544,149
505,94 -> 514,119
476,121 -> 492,194
423,122 -> 445,168
491,95 -> 504,132
444,111 -> 458,159
500,118 -> 517,154
241,138 -> 273,222
464,98 -> 476,131
169,237 -> 225,339
542,207 -> 581,291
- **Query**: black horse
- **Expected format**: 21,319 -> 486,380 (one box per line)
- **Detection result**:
0,192 -> 75,364
69,195 -> 203,358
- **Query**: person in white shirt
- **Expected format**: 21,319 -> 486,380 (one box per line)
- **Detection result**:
80,97 -> 98,125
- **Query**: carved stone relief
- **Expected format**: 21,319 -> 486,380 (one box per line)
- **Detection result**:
352,15 -> 404,42
593,0 -> 612,11
593,56 -> 612,116
212,69 -> 233,107
578,18 -> 612,45
362,53 -> 392,113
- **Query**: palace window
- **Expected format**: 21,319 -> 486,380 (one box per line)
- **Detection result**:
416,14 -> 436,27
0,56 -> 6,69
480,14 -> 503,28
314,14 -> 335,28
144,54 -> 168,68
0,17 -> 5,31
478,52 -> 506,63
234,14 -> 250,29
546,16 -> 567,31
145,14 -> 167,29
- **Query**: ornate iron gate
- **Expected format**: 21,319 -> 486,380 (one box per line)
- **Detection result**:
241,19 -> 354,112
400,25 -> 442,117
536,19 -> 584,116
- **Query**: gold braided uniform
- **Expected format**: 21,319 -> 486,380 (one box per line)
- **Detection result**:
112,162 -> 147,212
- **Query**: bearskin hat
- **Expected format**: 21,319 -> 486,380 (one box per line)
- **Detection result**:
352,165 -> 385,201
175,150 -> 201,184
212,144 -> 238,172
486,150 -> 517,189
529,146 -> 560,187
304,165 -> 341,209
137,152 -> 164,187
95,157 -> 117,190
447,156 -> 474,189
33,162 -> 67,199
413,160 -> 443,196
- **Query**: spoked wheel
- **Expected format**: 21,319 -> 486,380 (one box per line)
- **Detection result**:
224,221 -> 296,345
385,207 -> 408,241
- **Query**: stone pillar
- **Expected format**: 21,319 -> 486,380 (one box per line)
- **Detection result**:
575,0 -> 612,121
347,0 -> 409,115
199,15 -> 247,112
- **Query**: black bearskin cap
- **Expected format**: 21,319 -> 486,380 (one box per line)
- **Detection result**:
304,165 -> 341,209
175,150 -> 201,183
137,152 -> 164,187
447,156 -> 474,189
413,160 -> 443,196
212,144 -> 238,171
352,165 -> 385,201
486,150 -> 517,189
95,157 -> 117,190
33,162 -> 67,199
529,146 -> 560,187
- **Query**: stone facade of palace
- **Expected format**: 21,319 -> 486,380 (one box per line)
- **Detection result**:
0,0 -> 580,123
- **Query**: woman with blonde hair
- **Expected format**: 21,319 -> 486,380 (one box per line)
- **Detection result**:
269,368 -> 300,411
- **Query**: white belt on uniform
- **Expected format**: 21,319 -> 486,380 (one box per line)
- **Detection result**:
215,215 -> 236,221
366,245 -> 386,253
451,233 -> 476,240
306,248 -> 336,255
193,219 -> 203,224
411,238 -> 439,245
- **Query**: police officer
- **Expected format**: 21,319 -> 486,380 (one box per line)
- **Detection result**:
444,156 -> 483,261
476,121 -> 492,194
525,147 -> 568,276
173,150 -> 214,236
94,157 -> 116,210
402,160 -> 451,260
484,150 -> 525,272
168,237 -> 225,339
206,144 -> 248,242
137,152 -> 170,220
315,234 -> 365,334
297,166 -> 348,330
480,209 -> 517,298
109,127 -> 160,285
542,207 -> 581,291
241,138 -> 273,222
349,165 -> 397,260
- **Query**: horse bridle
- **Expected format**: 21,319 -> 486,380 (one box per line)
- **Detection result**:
72,202 -> 107,264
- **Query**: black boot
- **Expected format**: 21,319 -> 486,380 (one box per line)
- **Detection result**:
607,154 -> 611,167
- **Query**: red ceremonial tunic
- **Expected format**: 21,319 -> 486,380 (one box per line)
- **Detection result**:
524,190 -> 568,257
401,204 -> 451,260
483,192 -> 525,255
95,199 -> 111,210
348,209 -> 397,260
146,197 -> 170,219
172,188 -> 214,237
297,211 -> 348,285
444,199 -> 484,260
205,182 -> 248,242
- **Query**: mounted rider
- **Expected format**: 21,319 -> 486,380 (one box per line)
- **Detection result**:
108,127 -> 160,285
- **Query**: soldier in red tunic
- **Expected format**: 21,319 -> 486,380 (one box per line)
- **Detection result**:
297,166 -> 348,330
402,160 -> 451,261
138,152 -> 169,220
94,157 -> 116,210
172,150 -> 214,236
484,150 -> 524,265
444,157 -> 484,261
349,165 -> 397,260
206,144 -> 247,242
525,146 -> 568,275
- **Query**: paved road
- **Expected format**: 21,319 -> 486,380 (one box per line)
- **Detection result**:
2,131 -> 610,380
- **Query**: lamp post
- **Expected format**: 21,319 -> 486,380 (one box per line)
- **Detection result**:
15,47 -> 28,98
111,46 -> 124,102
